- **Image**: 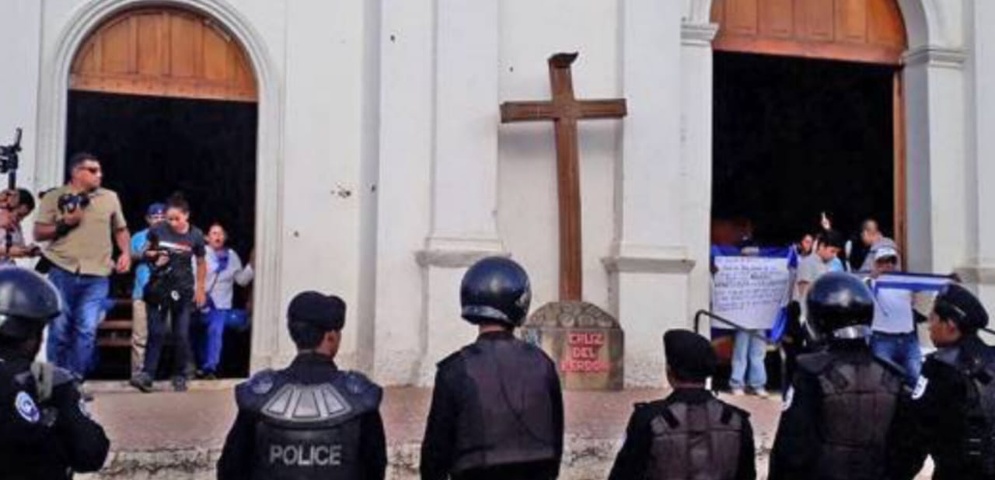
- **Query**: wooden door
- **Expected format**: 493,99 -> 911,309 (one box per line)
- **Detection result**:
70,8 -> 256,102
710,0 -> 908,65
712,0 -> 909,253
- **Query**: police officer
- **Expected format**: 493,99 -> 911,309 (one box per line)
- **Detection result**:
769,272 -> 904,480
216,291 -> 386,479
888,283 -> 995,479
608,329 -> 756,480
420,256 -> 564,480
0,267 -> 110,479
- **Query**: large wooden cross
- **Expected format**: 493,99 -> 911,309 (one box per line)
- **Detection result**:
500,52 -> 627,302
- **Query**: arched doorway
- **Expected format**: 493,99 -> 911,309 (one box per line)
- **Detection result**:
66,7 -> 258,379
709,0 -> 908,268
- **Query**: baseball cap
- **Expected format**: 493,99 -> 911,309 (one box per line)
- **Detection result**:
874,246 -> 899,261
146,203 -> 167,217
287,291 -> 346,332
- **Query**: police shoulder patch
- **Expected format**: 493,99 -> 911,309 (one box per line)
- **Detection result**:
248,369 -> 276,395
15,391 -> 40,423
911,375 -> 929,400
782,387 -> 795,412
78,399 -> 92,419
343,371 -> 374,395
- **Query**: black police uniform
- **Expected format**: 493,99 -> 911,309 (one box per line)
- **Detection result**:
420,256 -> 564,480
216,354 -> 386,480
888,335 -> 995,479
888,284 -> 995,480
769,272 -> 904,480
609,330 -> 756,480
609,389 -> 755,480
0,355 -> 110,479
0,267 -> 110,479
217,291 -> 387,480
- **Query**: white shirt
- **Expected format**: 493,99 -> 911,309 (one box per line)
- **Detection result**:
871,286 -> 914,334
203,247 -> 254,310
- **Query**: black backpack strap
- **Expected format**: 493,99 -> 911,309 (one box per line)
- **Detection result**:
720,404 -> 734,425
659,405 -> 680,429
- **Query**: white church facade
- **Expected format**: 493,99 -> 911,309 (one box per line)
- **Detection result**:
1,0 -> 993,386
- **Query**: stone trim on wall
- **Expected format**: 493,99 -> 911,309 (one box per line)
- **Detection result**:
904,46 -> 968,69
602,250 -> 696,274
681,22 -> 718,47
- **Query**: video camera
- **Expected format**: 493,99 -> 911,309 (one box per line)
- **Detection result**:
57,192 -> 91,213
0,128 -> 20,178
1,129 -> 21,253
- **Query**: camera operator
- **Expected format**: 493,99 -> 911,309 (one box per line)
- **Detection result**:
33,152 -> 131,379
130,193 -> 206,393
0,189 -> 40,265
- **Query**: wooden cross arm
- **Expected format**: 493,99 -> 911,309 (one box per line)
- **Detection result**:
501,101 -> 556,123
577,99 -> 628,119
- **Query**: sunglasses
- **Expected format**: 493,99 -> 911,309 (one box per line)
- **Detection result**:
78,166 -> 101,174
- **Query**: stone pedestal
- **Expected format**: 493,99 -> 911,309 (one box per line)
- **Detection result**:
521,301 -> 624,390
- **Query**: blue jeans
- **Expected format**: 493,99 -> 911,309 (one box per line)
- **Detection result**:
730,330 -> 767,389
143,298 -> 193,379
45,267 -> 110,378
872,331 -> 922,386
196,309 -> 249,373
198,309 -> 227,373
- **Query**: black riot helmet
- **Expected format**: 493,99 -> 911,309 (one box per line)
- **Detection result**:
0,267 -> 62,340
460,256 -> 532,327
805,272 -> 875,341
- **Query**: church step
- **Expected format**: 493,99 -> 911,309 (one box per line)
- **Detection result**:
78,386 -> 935,479
98,320 -> 133,331
95,337 -> 132,348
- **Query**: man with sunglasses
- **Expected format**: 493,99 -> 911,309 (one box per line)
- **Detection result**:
888,284 -> 995,479
33,152 -> 131,379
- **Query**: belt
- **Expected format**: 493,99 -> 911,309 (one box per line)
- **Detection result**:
873,330 -> 915,337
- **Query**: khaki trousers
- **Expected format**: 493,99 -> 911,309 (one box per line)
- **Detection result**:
131,299 -> 148,377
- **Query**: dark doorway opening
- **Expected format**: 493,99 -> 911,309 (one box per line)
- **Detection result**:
712,52 -> 896,250
65,90 -> 257,380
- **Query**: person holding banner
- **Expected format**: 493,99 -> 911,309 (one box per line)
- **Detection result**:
888,284 -> 995,480
868,246 -> 922,387
728,244 -> 770,398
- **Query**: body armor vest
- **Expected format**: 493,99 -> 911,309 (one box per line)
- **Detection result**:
237,368 -> 381,480
934,344 -> 995,475
646,398 -> 744,480
0,356 -> 69,480
451,339 -> 558,473
801,351 -> 902,479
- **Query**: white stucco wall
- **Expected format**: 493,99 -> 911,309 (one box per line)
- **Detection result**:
0,0 -> 42,190
964,0 -> 995,306
278,0 -> 369,369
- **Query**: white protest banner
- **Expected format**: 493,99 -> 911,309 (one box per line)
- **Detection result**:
711,255 -> 792,330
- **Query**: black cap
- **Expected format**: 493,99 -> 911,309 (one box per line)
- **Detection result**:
664,329 -> 717,382
287,291 -> 346,332
935,284 -> 989,331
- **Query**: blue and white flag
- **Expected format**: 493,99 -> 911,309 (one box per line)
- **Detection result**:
861,272 -> 953,294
